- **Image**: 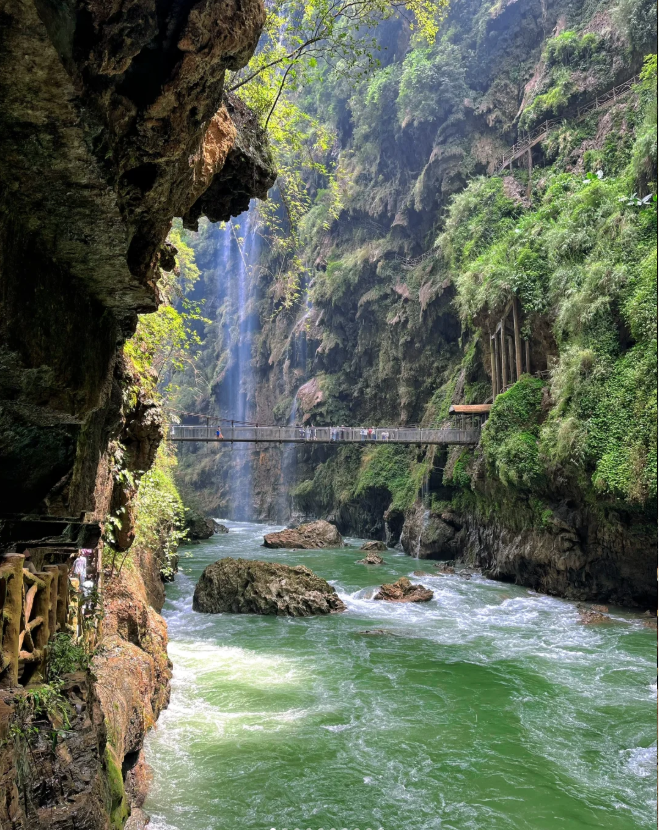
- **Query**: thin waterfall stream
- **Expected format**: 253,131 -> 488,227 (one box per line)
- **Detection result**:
143,526 -> 657,830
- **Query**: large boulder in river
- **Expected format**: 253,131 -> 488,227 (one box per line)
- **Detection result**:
374,577 -> 433,603
192,558 -> 346,616
360,540 -> 387,552
185,509 -> 215,540
263,520 -> 343,549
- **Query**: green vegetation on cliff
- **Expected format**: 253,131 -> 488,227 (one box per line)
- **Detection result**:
168,0 -> 656,540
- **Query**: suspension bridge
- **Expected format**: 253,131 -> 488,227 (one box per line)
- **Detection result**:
167,420 -> 484,446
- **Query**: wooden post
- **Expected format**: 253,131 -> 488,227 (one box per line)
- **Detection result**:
32,572 -> 52,649
490,336 -> 497,399
507,336 -> 516,385
0,555 -> 24,688
512,298 -> 523,379
500,322 -> 507,389
493,334 -> 501,396
56,564 -> 69,633
43,566 -> 59,638
525,339 -> 531,374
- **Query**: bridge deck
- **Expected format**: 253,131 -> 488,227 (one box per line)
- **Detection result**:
168,425 -> 481,445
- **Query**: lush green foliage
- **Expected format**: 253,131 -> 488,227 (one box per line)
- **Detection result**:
444,67 -> 657,505
481,377 -> 547,489
124,222 -> 207,403
47,633 -> 95,679
230,0 -> 448,310
132,446 -> 187,578
355,444 -> 424,510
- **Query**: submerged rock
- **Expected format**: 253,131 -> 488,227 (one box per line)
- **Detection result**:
357,552 -> 384,565
263,520 -> 343,549
374,577 -> 433,603
192,558 -> 346,616
578,608 -> 610,624
360,540 -> 387,552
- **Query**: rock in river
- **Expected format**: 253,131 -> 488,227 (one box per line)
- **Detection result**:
357,552 -> 384,565
374,577 -> 433,603
192,558 -> 346,616
360,540 -> 387,552
263,520 -> 343,549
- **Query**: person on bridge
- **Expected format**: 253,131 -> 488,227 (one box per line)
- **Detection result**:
360,428 -> 366,441
216,428 -> 223,440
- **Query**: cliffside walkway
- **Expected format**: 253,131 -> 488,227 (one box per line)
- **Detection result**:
495,75 -> 640,174
167,424 -> 482,445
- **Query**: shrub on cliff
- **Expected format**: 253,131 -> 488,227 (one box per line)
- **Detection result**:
481,377 -> 546,490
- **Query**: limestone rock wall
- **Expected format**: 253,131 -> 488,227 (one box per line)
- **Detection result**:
0,0 -> 274,825
0,0 -> 275,517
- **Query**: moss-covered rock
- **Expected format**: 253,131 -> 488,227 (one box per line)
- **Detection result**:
193,558 -> 346,616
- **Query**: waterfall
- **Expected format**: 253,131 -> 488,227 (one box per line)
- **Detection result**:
215,202 -> 260,520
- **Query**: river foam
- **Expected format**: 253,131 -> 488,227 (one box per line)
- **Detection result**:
144,521 -> 657,830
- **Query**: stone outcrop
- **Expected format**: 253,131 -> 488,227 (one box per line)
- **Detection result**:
193,558 -> 346,616
213,521 -> 230,533
0,672 -> 111,830
374,577 -> 434,603
263,520 -> 343,549
360,540 -> 387,552
0,1 -> 273,826
357,552 -> 384,564
0,0 -> 274,519
185,512 -> 216,540
400,505 -> 464,560
89,535 -> 172,826
458,507 -> 655,608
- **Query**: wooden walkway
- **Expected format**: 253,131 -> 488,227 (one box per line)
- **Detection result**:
167,424 -> 482,445
495,75 -> 640,174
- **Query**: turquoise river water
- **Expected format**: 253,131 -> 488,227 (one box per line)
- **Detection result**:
143,521 -> 657,830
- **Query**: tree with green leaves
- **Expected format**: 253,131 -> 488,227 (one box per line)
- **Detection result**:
229,0 -> 448,311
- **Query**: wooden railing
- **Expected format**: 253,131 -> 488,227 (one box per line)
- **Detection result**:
0,553 -> 98,688
495,75 -> 640,175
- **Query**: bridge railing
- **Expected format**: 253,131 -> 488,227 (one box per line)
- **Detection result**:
167,424 -> 482,445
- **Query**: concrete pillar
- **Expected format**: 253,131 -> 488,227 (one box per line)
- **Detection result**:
512,298 -> 523,378
500,322 -> 507,389
31,571 -> 53,678
56,563 -> 69,633
507,336 -> 516,386
490,337 -> 497,399
43,565 -> 59,638
493,333 -> 501,396
525,339 -> 531,374
527,148 -> 533,200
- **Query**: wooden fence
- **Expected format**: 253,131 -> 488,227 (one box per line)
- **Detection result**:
0,553 -> 99,688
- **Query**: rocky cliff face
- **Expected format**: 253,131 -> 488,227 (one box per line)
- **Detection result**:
175,0 -> 656,607
0,0 -> 274,825
0,0 -> 274,520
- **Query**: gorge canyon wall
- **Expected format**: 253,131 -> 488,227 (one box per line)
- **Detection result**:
0,0 -> 273,826
175,0 -> 657,609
